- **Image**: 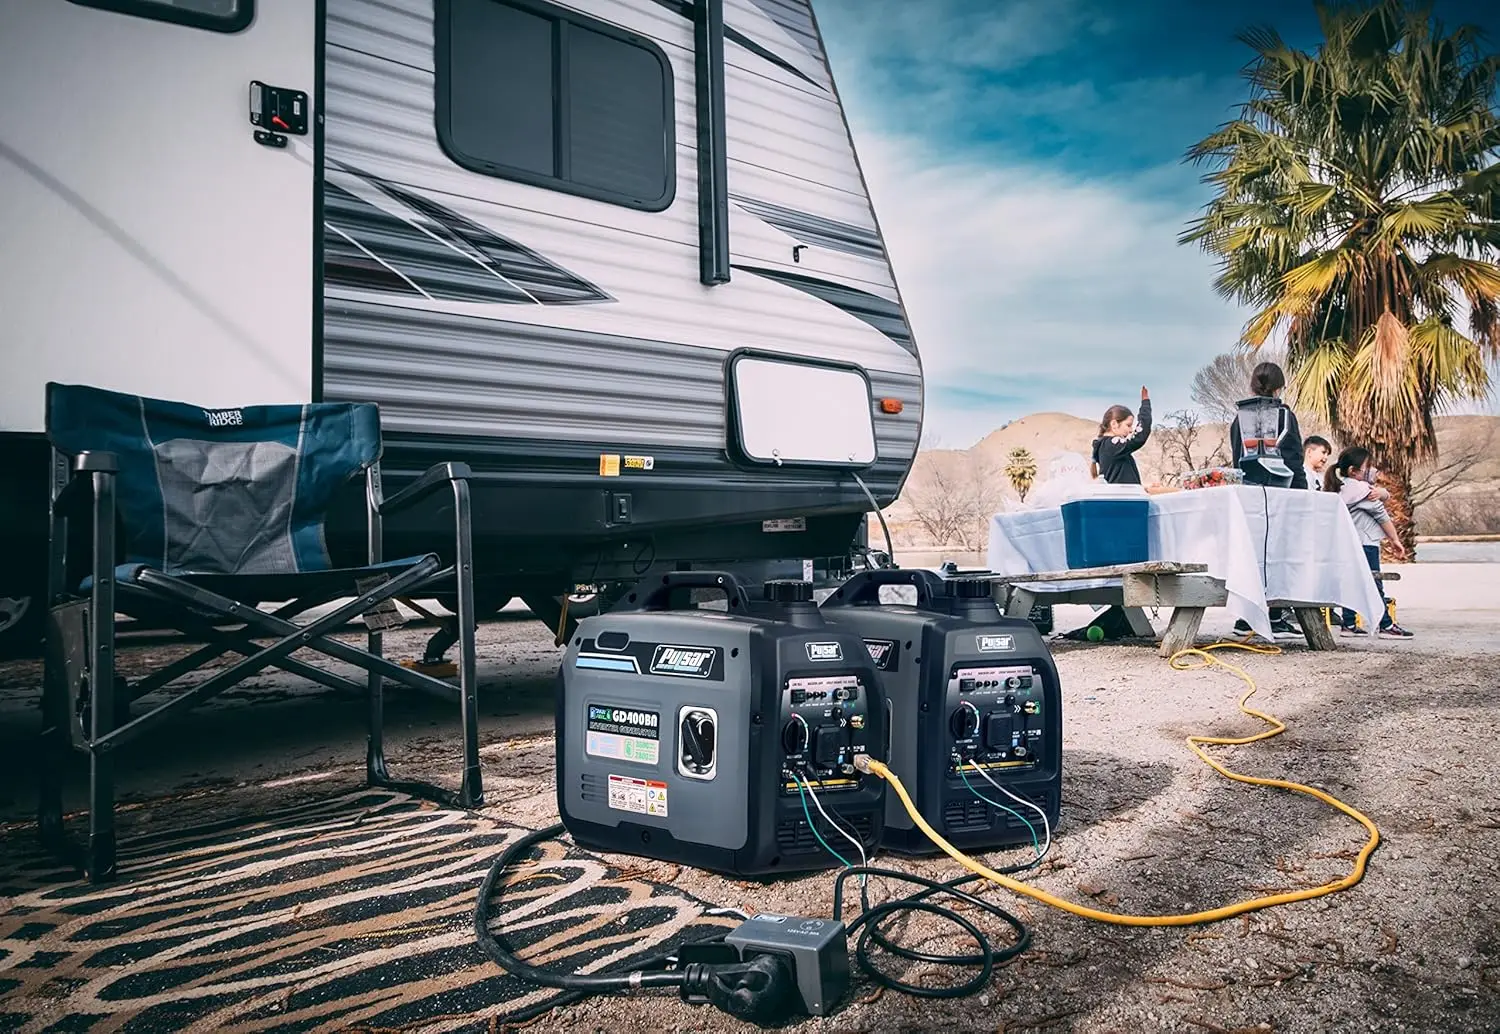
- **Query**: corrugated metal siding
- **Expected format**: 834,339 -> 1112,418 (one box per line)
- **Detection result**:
323,0 -> 921,465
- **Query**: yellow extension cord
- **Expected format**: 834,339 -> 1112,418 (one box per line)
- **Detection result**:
858,640 -> 1381,927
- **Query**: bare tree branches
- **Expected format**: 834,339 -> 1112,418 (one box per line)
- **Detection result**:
1411,420 -> 1497,506
901,452 -> 1007,552
1154,409 -> 1231,483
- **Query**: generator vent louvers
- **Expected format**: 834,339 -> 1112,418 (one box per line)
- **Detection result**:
775,814 -> 875,855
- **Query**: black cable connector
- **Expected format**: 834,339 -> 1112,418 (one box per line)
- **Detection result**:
475,823 -> 1033,1026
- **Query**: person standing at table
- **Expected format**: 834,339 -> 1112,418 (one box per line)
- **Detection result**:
1229,362 -> 1307,490
1091,386 -> 1152,483
1326,446 -> 1413,639
1229,362 -> 1306,637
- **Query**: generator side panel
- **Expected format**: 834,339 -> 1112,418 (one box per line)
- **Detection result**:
558,617 -> 755,857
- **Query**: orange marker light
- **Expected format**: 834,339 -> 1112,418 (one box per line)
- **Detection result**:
879,398 -> 904,414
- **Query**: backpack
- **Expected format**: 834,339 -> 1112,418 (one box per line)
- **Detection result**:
1235,397 -> 1294,487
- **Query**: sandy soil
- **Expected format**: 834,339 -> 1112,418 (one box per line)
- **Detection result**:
2,596 -> 1498,1033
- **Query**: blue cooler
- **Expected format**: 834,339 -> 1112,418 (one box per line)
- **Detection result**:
1060,498 -> 1150,569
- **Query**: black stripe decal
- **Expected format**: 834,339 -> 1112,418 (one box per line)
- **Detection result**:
323,166 -> 612,305
732,264 -> 915,355
743,0 -> 823,59
731,194 -> 885,260
648,0 -> 826,90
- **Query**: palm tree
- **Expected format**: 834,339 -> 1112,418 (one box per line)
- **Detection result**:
1004,447 -> 1039,503
1180,0 -> 1500,555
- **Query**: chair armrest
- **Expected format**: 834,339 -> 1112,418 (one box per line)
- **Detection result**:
378,462 -> 472,516
54,451 -> 120,516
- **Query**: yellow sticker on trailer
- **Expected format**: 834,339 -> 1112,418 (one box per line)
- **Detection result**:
599,454 -> 621,477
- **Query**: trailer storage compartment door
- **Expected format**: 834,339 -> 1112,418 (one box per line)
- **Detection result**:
0,1 -> 317,432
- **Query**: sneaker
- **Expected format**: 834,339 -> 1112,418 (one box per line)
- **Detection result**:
1339,625 -> 1369,637
1378,624 -> 1414,639
1233,619 -> 1253,634
1269,617 -> 1302,639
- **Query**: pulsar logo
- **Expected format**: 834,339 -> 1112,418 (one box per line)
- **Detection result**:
863,639 -> 898,670
977,634 -> 1015,653
805,642 -> 843,662
204,408 -> 244,428
649,645 -> 717,678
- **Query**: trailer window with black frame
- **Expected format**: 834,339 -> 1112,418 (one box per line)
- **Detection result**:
66,0 -> 254,34
436,0 -> 676,212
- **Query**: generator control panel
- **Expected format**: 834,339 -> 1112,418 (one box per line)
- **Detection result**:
945,664 -> 1045,774
780,673 -> 873,794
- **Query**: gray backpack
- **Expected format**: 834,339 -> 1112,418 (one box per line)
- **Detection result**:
1235,398 -> 1294,487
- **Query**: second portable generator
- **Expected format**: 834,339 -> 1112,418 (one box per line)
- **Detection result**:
819,569 -> 1062,855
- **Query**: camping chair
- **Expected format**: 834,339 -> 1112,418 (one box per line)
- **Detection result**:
39,382 -> 483,883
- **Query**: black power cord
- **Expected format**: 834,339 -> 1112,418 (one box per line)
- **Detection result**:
474,824 -> 803,1026
475,822 -> 1035,1023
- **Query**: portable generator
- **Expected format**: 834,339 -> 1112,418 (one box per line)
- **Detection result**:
818,570 -> 1062,855
556,572 -> 887,876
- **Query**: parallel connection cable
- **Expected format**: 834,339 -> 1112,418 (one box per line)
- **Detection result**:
857,640 -> 1381,927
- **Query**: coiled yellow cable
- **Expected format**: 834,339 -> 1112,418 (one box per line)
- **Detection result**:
857,641 -> 1380,926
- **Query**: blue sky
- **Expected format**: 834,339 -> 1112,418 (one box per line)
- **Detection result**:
812,0 -> 1500,446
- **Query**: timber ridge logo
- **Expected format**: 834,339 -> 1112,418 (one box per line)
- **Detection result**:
204,408 -> 244,428
649,645 -> 717,678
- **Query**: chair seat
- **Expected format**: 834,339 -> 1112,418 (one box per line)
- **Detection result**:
82,555 -> 439,603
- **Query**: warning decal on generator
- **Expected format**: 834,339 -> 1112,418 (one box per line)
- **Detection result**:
586,704 -> 661,765
608,773 -> 669,817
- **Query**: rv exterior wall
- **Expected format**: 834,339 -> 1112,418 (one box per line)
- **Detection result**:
0,0 -> 317,433
323,0 -> 920,474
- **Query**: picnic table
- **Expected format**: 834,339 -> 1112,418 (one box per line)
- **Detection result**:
985,484 -> 1389,650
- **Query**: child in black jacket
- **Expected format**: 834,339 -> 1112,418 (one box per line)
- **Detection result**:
1091,387 -> 1152,484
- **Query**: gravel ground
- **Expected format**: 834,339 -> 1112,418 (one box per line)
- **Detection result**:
2,600 -> 1498,1034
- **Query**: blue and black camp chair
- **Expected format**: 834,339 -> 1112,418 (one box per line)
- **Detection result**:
40,382 -> 482,882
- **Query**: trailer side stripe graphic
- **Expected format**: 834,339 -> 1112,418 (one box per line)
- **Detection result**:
731,264 -> 915,355
648,0 -> 825,90
730,194 -> 885,260
323,168 -> 611,305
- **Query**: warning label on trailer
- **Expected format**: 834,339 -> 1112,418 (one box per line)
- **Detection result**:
608,774 -> 669,817
586,705 -> 661,765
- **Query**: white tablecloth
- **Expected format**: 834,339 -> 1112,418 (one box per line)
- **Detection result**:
986,485 -> 1387,639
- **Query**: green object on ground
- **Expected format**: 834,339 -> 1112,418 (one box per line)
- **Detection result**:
1086,625 -> 1105,642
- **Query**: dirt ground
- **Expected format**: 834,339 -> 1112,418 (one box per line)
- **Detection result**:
2,600 -> 1498,1033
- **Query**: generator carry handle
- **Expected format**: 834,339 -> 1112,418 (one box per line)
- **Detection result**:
821,568 -> 950,609
612,571 -> 753,613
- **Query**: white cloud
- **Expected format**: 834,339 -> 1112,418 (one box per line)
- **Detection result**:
858,133 -> 1253,446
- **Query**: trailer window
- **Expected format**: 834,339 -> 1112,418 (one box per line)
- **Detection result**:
67,0 -> 253,33
437,0 -> 675,212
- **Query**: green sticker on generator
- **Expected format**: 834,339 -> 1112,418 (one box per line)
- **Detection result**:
585,704 -> 660,765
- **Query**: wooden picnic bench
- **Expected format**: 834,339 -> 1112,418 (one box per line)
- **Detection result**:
984,560 -> 1379,657
985,561 -> 1226,658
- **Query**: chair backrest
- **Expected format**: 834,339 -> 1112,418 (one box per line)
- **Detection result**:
46,382 -> 381,576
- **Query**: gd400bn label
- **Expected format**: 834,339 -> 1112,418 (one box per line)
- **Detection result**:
585,704 -> 660,765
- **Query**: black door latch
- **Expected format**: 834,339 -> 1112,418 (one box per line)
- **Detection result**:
249,81 -> 308,148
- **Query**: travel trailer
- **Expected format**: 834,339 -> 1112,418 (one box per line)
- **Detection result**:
0,0 -> 923,656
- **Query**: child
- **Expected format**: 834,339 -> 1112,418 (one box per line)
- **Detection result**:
1303,435 -> 1332,490
1326,446 -> 1413,638
1091,386 -> 1152,484
1229,362 -> 1307,489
